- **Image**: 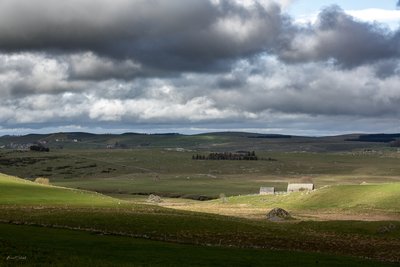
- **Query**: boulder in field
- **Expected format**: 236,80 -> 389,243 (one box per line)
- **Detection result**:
266,208 -> 292,222
147,194 -> 162,203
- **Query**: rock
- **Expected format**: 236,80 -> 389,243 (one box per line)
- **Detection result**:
377,223 -> 397,234
266,208 -> 292,221
147,194 -> 162,203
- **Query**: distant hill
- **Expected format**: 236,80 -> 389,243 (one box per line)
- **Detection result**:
0,131 -> 398,152
346,133 -> 400,143
196,131 -> 292,138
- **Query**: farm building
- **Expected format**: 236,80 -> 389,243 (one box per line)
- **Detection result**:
259,187 -> 275,195
287,183 -> 314,193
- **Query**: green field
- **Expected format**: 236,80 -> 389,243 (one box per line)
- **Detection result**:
1,148 -> 400,199
2,223 -> 395,267
1,132 -> 400,265
0,174 -> 400,265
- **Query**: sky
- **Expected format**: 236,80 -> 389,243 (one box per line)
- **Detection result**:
0,0 -> 400,136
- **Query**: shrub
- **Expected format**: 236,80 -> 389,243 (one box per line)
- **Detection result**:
390,140 -> 400,147
30,145 -> 50,152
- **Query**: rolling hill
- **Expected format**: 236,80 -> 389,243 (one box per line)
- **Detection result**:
0,131 -> 394,151
226,183 -> 400,213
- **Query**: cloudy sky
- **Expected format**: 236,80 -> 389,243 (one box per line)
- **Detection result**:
0,0 -> 400,136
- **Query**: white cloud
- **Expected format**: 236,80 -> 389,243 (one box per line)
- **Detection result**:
1,50 -> 400,135
346,9 -> 400,26
295,8 -> 400,30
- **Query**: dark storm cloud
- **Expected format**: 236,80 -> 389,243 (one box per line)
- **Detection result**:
0,0 -> 283,72
65,53 -> 143,81
0,1 -> 398,73
277,6 -> 400,67
217,75 -> 247,89
373,59 -> 400,78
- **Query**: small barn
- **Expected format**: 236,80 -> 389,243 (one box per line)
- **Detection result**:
259,187 -> 275,195
287,183 -> 314,193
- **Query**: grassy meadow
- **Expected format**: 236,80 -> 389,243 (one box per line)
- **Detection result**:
1,133 -> 400,265
0,174 -> 400,265
160,183 -> 400,221
1,147 -> 400,199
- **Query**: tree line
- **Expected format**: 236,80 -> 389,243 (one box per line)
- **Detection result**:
30,144 -> 50,152
192,151 -> 258,161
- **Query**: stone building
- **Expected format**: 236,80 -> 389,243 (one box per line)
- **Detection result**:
259,187 -> 275,195
287,183 -> 314,193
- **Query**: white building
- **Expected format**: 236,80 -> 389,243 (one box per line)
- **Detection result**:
259,187 -> 275,195
287,183 -> 314,193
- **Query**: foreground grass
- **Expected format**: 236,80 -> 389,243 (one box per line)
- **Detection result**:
1,204 -> 400,263
0,223 -> 396,267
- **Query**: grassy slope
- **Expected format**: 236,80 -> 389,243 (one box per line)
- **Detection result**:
226,183 -> 400,213
0,173 -> 119,206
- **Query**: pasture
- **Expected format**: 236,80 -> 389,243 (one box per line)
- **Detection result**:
1,148 -> 400,199
160,183 -> 400,221
1,133 -> 400,265
0,174 -> 400,265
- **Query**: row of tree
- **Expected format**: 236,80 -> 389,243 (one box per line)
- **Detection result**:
30,145 -> 50,152
192,151 -> 258,161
